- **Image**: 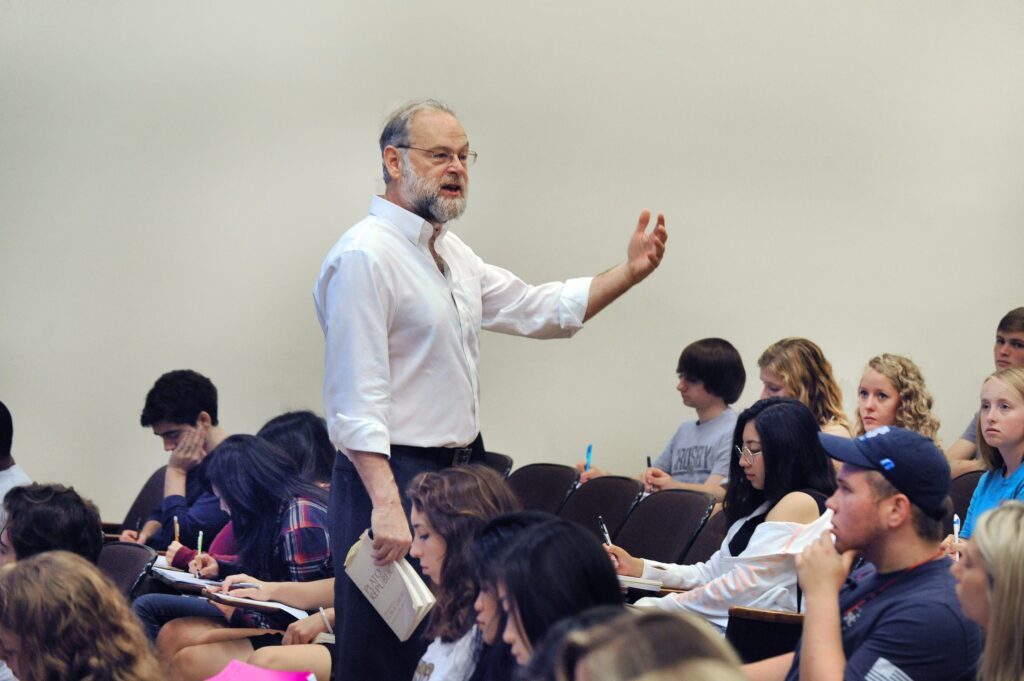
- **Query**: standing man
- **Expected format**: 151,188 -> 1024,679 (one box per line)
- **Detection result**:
745,427 -> 982,681
314,99 -> 667,680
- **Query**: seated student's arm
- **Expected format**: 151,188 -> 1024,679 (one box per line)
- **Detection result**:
645,472 -> 726,500
575,462 -> 609,484
948,438 -> 984,477
281,504 -> 332,582
766,491 -> 824,525
794,531 -> 856,681
282,608 -> 334,645
744,653 -> 795,681
822,422 -> 853,438
220,575 -> 335,610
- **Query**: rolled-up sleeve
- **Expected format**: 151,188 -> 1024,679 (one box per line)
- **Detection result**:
315,250 -> 393,458
479,260 -> 592,338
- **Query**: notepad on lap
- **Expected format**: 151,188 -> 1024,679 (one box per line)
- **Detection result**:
201,589 -> 310,621
151,566 -> 222,592
344,529 -> 435,642
618,574 -> 663,592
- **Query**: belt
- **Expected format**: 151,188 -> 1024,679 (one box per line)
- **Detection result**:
392,444 -> 477,467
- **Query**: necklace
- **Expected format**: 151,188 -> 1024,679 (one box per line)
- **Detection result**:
840,550 -> 944,629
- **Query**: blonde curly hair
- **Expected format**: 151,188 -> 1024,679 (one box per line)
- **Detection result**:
854,353 -> 942,450
758,338 -> 851,433
0,551 -> 160,681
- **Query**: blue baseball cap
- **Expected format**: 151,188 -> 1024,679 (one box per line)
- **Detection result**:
819,426 -> 950,520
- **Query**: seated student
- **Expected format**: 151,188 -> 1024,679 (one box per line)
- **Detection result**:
0,551 -> 161,681
605,398 -> 836,630
758,338 -> 852,437
0,482 -> 103,565
120,369 -> 230,550
578,338 -> 745,501
853,353 -> 942,449
946,367 -> 1024,554
163,409 -> 335,571
745,427 -> 982,681
520,606 -> 633,681
952,500 -> 1024,681
948,307 -> 1024,477
470,511 -> 557,681
496,519 -> 625,668
0,400 -> 32,531
554,610 -> 743,681
142,436 -> 331,679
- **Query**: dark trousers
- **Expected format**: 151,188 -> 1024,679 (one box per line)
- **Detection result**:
330,436 -> 484,681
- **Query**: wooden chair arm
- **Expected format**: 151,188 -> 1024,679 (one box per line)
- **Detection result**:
728,605 -> 804,625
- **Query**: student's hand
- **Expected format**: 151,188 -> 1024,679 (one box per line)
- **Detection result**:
371,502 -> 412,566
189,553 -> 219,579
167,423 -> 208,473
219,573 -> 272,601
643,467 -> 677,493
624,210 -> 667,285
283,613 -> 328,645
164,540 -> 185,564
941,534 -> 967,559
604,544 -> 644,577
795,530 -> 856,599
119,529 -> 142,543
574,462 -> 607,484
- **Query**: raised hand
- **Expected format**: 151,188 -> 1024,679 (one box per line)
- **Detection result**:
625,210 -> 667,285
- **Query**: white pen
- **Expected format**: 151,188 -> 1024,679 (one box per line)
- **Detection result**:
319,606 -> 334,634
598,515 -> 612,545
952,513 -> 961,562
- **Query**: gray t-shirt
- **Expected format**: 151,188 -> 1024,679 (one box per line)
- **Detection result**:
653,408 -> 737,485
960,411 -> 979,445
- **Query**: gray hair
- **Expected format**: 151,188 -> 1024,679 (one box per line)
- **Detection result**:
379,99 -> 457,184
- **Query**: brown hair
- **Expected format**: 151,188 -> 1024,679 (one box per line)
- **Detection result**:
406,465 -> 520,642
977,367 -> 1024,472
0,551 -> 161,681
997,307 -> 1024,334
758,338 -> 851,433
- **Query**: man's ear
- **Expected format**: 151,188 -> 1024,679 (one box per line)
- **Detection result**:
195,411 -> 212,428
884,493 -> 913,529
383,146 -> 404,182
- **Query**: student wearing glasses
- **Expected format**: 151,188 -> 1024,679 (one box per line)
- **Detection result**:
605,398 -> 836,630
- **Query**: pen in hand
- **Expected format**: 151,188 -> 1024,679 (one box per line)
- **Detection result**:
194,530 -> 204,578
952,513 -> 961,562
598,515 -> 612,545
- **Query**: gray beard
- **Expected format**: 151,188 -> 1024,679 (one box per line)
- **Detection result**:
400,166 -> 468,224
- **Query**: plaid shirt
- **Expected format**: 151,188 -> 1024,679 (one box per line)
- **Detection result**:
226,496 -> 332,630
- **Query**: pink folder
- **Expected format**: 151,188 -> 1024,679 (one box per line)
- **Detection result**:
204,660 -> 316,681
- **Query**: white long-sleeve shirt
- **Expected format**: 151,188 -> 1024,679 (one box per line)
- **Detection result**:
314,196 -> 591,457
633,502 -> 812,631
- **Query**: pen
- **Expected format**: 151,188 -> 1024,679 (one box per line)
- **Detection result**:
194,530 -> 204,577
319,606 -> 334,635
174,515 -> 180,544
646,456 -> 652,469
952,513 -> 961,562
598,515 -> 612,545
229,582 -> 262,591
585,444 -> 593,472
644,456 -> 654,493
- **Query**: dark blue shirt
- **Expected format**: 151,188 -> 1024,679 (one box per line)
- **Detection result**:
785,557 -> 981,681
145,467 -> 228,550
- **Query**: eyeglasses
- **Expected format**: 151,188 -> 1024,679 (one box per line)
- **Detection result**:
735,445 -> 763,464
396,145 -> 478,166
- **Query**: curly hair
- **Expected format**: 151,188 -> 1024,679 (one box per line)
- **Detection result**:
406,465 -> 520,642
758,338 -> 850,433
977,367 -> 1024,472
853,354 -> 942,450
139,369 -> 218,427
3,483 -> 104,564
972,501 -> 1024,681
0,551 -> 161,681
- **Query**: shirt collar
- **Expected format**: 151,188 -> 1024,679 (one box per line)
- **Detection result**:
369,195 -> 448,248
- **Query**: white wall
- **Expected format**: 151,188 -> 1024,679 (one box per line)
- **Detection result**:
2,1 -> 1022,520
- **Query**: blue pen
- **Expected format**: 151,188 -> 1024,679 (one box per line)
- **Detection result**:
585,444 -> 593,472
952,513 -> 961,561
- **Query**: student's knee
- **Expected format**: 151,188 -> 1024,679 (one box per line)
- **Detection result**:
250,646 -> 288,668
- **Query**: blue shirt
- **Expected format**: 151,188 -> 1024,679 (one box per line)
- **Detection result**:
960,462 -> 1024,539
785,558 -> 981,681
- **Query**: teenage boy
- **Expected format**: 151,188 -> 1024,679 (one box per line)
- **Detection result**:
119,369 -> 229,550
948,306 -> 1024,477
0,483 -> 104,565
579,338 -> 745,501
745,427 -> 982,681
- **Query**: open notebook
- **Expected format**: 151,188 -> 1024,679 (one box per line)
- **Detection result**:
344,529 -> 435,642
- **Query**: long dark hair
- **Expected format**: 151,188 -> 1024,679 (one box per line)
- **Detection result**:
406,466 -> 520,642
257,410 -> 334,485
204,434 -> 328,579
497,519 -> 624,650
723,397 -> 837,523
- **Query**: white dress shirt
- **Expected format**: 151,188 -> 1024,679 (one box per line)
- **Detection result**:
314,196 -> 591,457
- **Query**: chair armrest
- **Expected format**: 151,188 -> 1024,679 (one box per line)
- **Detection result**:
728,606 -> 804,625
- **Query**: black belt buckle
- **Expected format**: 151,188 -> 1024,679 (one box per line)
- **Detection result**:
451,447 -> 473,466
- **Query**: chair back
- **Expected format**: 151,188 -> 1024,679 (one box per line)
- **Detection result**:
118,465 -> 167,532
613,489 -> 716,563
97,541 -> 158,600
507,463 -> 579,514
946,469 -> 984,535
681,505 -> 728,563
558,475 -> 644,541
725,606 -> 804,663
480,451 -> 514,478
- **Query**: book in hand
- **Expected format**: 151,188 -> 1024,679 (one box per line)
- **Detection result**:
343,529 -> 435,642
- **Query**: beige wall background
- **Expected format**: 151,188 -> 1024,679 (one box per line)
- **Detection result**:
2,2 -> 1022,521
